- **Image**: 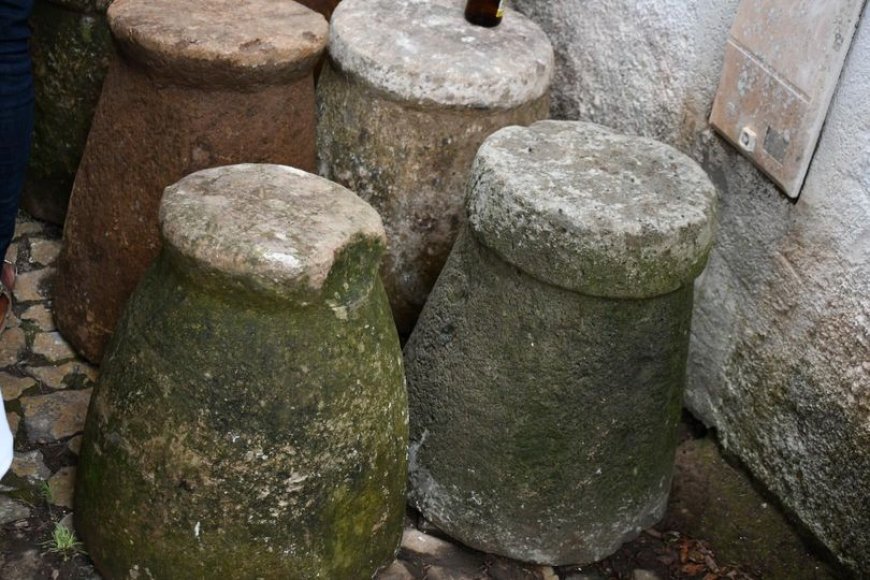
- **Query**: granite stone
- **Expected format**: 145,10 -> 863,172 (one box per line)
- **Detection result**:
76,164 -> 407,578
55,1 -> 328,362
317,0 -> 553,334
405,122 -> 717,564
20,389 -> 92,444
1,373 -> 36,401
11,450 -> 51,481
0,496 -> 31,525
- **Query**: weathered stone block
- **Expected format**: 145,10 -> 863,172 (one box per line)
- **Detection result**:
75,164 -> 408,579
54,0 -> 328,363
404,121 -> 718,565
317,0 -> 554,336
23,0 -> 114,225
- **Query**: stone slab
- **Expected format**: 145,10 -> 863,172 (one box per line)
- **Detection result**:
0,550 -> 42,580
29,240 -> 61,267
385,529 -> 555,579
67,434 -> 83,455
27,361 -> 97,390
20,389 -> 92,444
0,495 -> 31,525
14,268 -> 55,303
21,304 -> 56,331
1,374 -> 37,401
0,328 -> 26,367
13,221 -> 45,240
48,466 -> 76,508
32,332 -> 77,363
11,450 -> 51,481
6,412 -> 20,439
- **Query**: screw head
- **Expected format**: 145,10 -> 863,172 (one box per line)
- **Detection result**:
738,127 -> 757,152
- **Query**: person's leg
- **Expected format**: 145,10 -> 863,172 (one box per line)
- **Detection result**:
0,98 -> 33,282
1,0 -> 35,473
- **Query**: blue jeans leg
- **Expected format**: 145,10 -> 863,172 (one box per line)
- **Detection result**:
0,95 -> 33,261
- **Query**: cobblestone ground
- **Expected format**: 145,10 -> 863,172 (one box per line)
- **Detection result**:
0,214 -> 839,580
1,215 -> 100,578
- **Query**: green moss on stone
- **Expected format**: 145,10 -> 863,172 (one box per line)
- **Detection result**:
23,0 -> 114,224
76,246 -> 407,579
405,229 -> 694,564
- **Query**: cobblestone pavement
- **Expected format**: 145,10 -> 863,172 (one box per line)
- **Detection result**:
0,214 -> 838,580
1,215 -> 101,578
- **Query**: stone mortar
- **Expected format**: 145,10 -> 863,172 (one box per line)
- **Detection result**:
317,0 -> 554,335
404,121 -> 718,564
75,164 -> 408,578
54,3 -> 326,363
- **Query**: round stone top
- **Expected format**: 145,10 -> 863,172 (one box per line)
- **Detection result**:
329,0 -> 554,109
159,164 -> 386,300
467,121 -> 719,298
108,0 -> 328,88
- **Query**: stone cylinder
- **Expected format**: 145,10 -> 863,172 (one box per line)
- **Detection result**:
75,164 -> 408,579
23,0 -> 115,225
54,0 -> 328,364
404,121 -> 718,565
317,0 -> 554,337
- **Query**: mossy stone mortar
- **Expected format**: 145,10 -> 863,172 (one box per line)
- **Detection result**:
75,164 -> 408,579
404,121 -> 718,565
317,0 -> 554,336
23,0 -> 114,225
54,0 -> 328,363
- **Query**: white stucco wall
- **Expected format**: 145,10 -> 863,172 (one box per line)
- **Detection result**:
511,0 -> 869,572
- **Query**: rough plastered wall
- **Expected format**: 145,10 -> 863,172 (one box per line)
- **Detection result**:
511,0 -> 870,573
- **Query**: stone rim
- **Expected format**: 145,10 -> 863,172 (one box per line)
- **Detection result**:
467,121 -> 719,298
107,0 -> 327,88
328,0 -> 554,109
159,164 -> 386,301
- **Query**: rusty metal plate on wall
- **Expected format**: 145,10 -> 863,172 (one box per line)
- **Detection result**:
710,0 -> 865,198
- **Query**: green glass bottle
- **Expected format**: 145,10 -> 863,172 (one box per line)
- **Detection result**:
464,0 -> 504,28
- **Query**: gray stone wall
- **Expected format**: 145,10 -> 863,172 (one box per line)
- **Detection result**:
511,0 -> 869,573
